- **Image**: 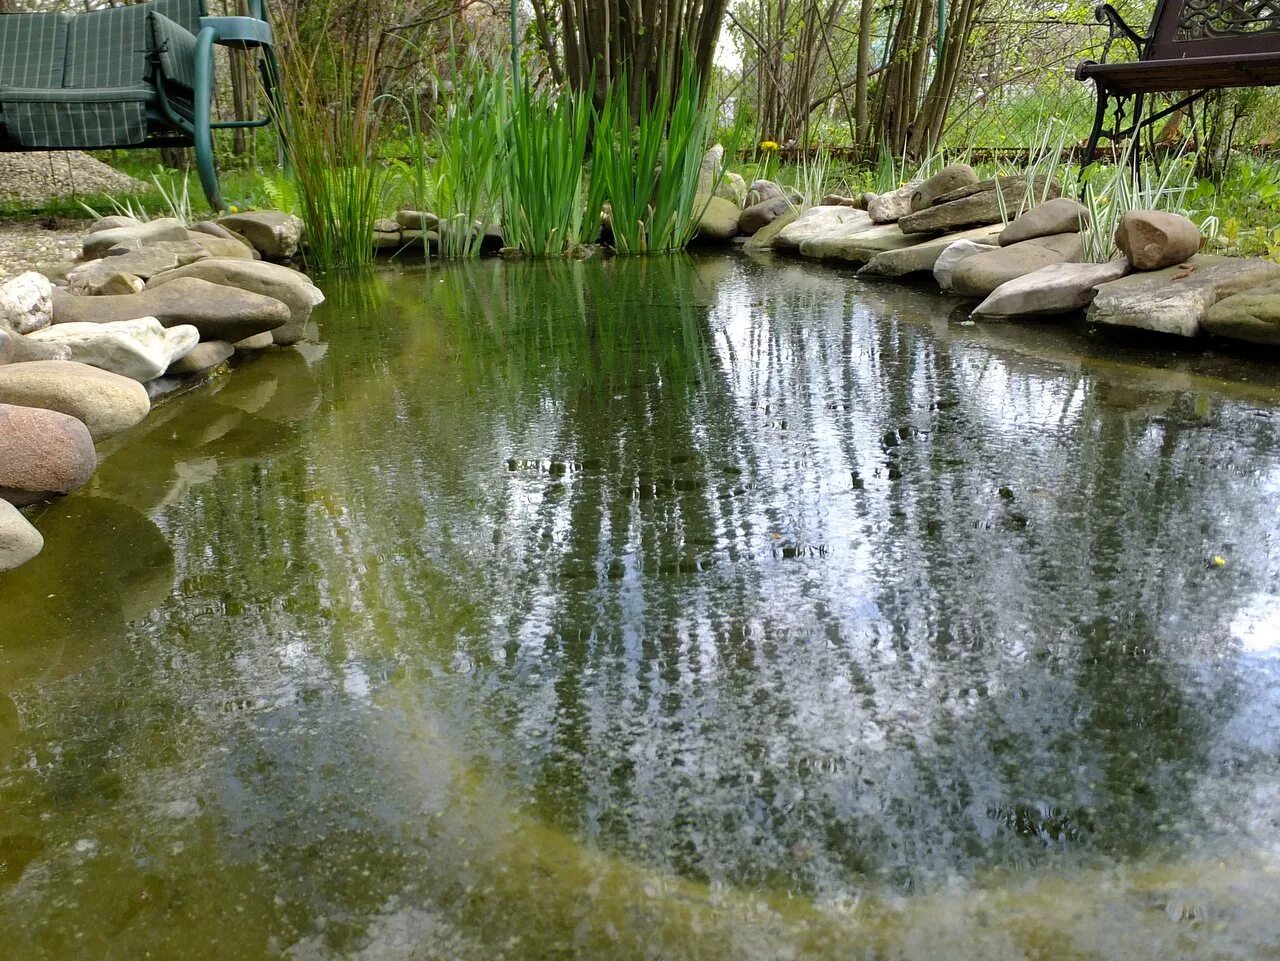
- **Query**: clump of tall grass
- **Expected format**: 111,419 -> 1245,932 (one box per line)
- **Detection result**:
588,56 -> 719,254
993,118 -> 1072,225
431,59 -> 506,259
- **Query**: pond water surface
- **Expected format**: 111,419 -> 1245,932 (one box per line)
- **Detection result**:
3,254 -> 1280,960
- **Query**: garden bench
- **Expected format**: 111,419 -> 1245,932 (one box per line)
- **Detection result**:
0,0 -> 280,210
1076,0 -> 1280,162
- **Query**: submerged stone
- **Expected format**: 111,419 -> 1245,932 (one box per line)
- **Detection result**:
0,498 -> 42,571
0,403 -> 96,506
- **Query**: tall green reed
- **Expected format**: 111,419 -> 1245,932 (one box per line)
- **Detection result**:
431,59 -> 506,259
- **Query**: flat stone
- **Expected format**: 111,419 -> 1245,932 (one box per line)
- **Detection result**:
934,240 -> 997,292
999,197 -> 1090,246
0,271 -> 53,333
1115,210 -> 1202,271
739,196 -> 793,236
867,180 -> 923,224
858,225 -> 1004,278
28,318 -> 199,381
234,331 -> 274,352
167,340 -> 234,374
374,218 -> 401,233
0,359 -> 149,441
973,259 -> 1131,319
395,210 -> 438,230
69,255 -> 168,293
952,233 -> 1083,298
0,403 -> 96,506
52,278 -> 290,343
146,259 -> 323,346
86,215 -> 142,234
1200,278 -> 1280,345
800,221 -> 933,264
694,196 -> 742,242
184,232 -> 255,260
373,231 -> 402,250
82,218 -> 188,260
774,207 -> 870,252
216,211 -> 305,260
1089,255 -> 1280,337
0,498 -> 43,571
821,194 -> 861,208
743,210 -> 799,251
108,239 -> 211,268
901,175 -> 1060,235
910,164 -> 979,212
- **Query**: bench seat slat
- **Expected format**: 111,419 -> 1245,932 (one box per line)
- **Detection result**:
1078,51 -> 1280,94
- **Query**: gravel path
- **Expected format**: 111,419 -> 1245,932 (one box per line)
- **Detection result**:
0,152 -> 146,207
0,219 -> 81,283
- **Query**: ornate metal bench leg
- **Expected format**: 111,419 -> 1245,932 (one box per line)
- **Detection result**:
1083,83 -> 1110,168
193,25 -> 225,212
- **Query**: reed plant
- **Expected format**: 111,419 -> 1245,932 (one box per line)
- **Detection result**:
588,55 -> 719,254
431,59 -> 506,259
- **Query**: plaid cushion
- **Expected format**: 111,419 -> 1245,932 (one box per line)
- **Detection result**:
0,85 -> 152,148
151,0 -> 209,37
0,13 -> 69,89
151,11 -> 197,91
63,3 -> 152,89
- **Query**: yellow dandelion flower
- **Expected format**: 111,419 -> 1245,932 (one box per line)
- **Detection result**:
760,140 -> 781,153
228,204 -> 240,213
1212,555 -> 1227,567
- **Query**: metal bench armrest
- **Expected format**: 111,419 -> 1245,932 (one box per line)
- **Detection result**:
199,15 -> 273,50
1094,3 -> 1150,61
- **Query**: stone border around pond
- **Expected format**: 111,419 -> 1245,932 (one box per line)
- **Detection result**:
0,209 -> 319,573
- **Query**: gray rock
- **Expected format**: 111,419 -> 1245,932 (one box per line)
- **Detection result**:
82,218 -> 189,260
746,180 -> 785,207
1200,278 -> 1280,345
739,196 -> 793,236
167,340 -> 234,374
910,164 -> 979,212
999,198 -> 1090,246
234,331 -> 274,352
900,175 -> 1060,235
216,211 -> 305,260
34,261 -> 77,286
0,498 -> 42,571
189,220 -> 240,241
972,259 -> 1130,319
867,180 -> 923,224
0,271 -> 53,333
67,259 -> 154,295
934,240 -> 998,292
800,221 -> 933,264
9,333 -> 71,363
52,279 -> 291,343
697,144 -> 725,193
0,329 -> 12,365
774,207 -> 871,252
1089,255 -> 1280,337
147,259 -> 323,346
373,218 -> 401,234
108,239 -> 211,267
0,403 -> 96,506
395,210 -> 438,230
858,225 -> 1004,278
86,215 -> 143,234
716,171 -> 747,206
743,210 -> 799,251
28,318 -> 200,381
373,231 -> 402,250
1115,210 -> 1202,271
694,196 -> 742,242
0,360 -> 150,441
185,231 -> 255,260
821,194 -> 862,208
952,233 -> 1083,298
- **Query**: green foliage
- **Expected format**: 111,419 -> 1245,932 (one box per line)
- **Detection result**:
431,59 -> 506,259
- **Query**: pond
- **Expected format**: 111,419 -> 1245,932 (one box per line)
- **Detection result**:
3,253 -> 1280,960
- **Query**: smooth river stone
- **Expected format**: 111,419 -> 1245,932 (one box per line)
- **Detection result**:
743,210 -> 799,251
216,211 -> 305,260
1202,278 -> 1280,345
1088,255 -> 1280,338
858,225 -> 1004,278
0,403 -> 96,506
738,196 -> 792,236
1115,210 -> 1202,271
934,240 -> 998,292
0,498 -> 42,571
899,175 -> 1060,235
972,259 -> 1130,319
0,271 -> 54,333
999,197 -> 1090,246
773,206 -> 870,252
167,340 -> 234,375
81,218 -> 189,260
28,318 -> 199,382
867,180 -> 923,224
910,164 -> 979,212
0,360 -> 150,441
951,233 -> 1083,299
694,196 -> 743,242
66,259 -> 148,295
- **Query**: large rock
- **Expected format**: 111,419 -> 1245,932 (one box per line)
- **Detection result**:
0,498 -> 42,571
52,279 -> 290,343
694,196 -> 742,242
716,171 -> 748,206
972,259 -> 1131,319
9,333 -> 71,364
910,164 -> 979,212
1089,255 -> 1280,337
0,329 -> 12,365
0,271 -> 53,333
0,403 -> 96,506
82,218 -> 188,260
86,215 -> 142,234
934,240 -> 999,292
0,360 -> 149,441
900,175 -> 1060,235
867,180 -> 923,224
167,339 -> 234,374
738,196 -> 793,236
951,232 -> 1083,298
216,211 -> 305,260
109,238 -> 211,267
27,318 -> 199,382
858,225 -> 1003,278
697,144 -> 725,191
1115,210 -> 1202,271
746,180 -> 785,207
774,206 -> 870,252
395,210 -> 438,230
147,259 -> 323,346
800,221 -> 933,264
999,197 -> 1090,246
66,259 -> 148,296
1202,278 -> 1280,345
185,231 -> 255,260
743,210 -> 799,251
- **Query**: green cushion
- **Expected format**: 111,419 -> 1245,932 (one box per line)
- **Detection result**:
151,0 -> 209,37
151,11 -> 197,91
0,86 -> 152,148
63,3 -> 152,89
0,13 -> 69,90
